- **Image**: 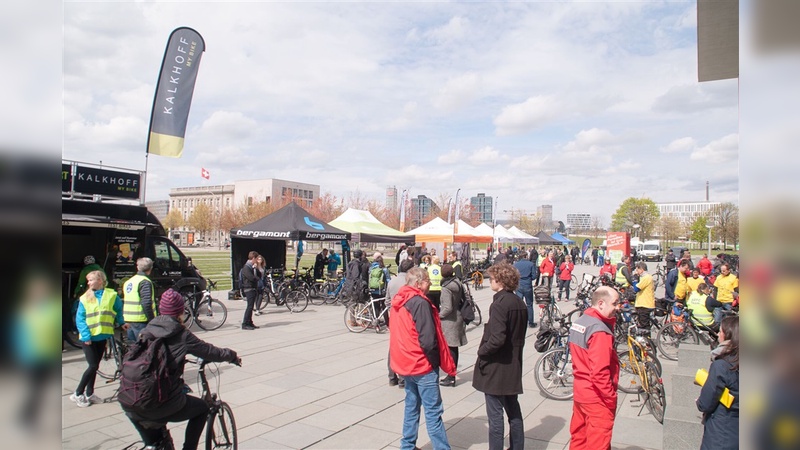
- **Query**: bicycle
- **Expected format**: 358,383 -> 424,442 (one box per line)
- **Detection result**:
128,357 -> 242,450
257,268 -> 309,313
97,326 -> 129,382
618,325 -> 663,394
536,290 -> 565,332
655,305 -> 736,361
652,264 -> 666,290
465,268 -> 484,290
182,280 -> 228,331
533,315 -> 574,400
618,325 -> 666,423
344,294 -> 391,333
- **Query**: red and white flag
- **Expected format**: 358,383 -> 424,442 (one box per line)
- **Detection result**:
201,168 -> 210,179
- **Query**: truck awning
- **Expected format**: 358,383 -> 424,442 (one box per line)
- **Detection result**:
62,214 -> 153,230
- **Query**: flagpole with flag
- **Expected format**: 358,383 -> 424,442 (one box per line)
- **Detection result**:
144,27 -> 206,202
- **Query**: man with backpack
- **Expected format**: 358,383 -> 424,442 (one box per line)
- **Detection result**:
369,253 -> 391,297
120,289 -> 240,450
343,249 -> 369,304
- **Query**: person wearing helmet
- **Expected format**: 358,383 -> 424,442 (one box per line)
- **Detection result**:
73,255 -> 104,299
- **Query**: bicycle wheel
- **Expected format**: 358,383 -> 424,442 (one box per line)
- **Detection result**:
570,274 -> 578,291
284,290 -> 309,313
182,305 -> 195,329
471,303 -> 483,327
206,401 -> 237,450
344,302 -> 370,333
195,298 -> 228,331
96,338 -> 121,380
64,299 -> 82,348
656,321 -> 699,361
309,282 -> 325,305
617,350 -> 643,394
644,361 -> 666,424
534,347 -> 573,400
471,272 -> 484,290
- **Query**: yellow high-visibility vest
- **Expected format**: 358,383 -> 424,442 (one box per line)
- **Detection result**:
81,289 -> 118,337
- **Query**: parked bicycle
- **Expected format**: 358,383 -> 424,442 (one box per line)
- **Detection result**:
655,304 -> 737,361
618,325 -> 666,423
127,357 -> 242,450
462,280 -> 483,328
257,268 -> 309,313
182,279 -> 228,331
533,315 -> 574,400
344,294 -> 391,333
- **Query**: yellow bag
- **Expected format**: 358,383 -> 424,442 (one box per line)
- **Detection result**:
694,368 -> 735,408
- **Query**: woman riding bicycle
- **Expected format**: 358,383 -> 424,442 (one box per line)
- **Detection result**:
122,289 -> 240,450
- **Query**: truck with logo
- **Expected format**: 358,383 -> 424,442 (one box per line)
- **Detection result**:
62,160 -> 204,347
639,239 -> 663,262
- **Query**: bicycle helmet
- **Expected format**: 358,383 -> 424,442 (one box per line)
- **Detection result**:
83,255 -> 96,265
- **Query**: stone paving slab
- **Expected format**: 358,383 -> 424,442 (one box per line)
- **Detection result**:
62,263 -> 671,449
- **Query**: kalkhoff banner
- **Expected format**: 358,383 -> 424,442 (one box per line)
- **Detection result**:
581,238 -> 591,260
147,27 -> 206,158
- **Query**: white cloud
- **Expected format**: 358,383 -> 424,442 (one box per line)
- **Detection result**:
690,134 -> 738,162
432,73 -> 480,112
661,136 -> 697,153
493,96 -> 561,136
437,149 -> 464,164
468,146 -> 509,164
427,16 -> 469,43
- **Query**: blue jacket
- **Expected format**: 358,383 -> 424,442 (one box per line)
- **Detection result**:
513,259 -> 535,291
76,289 -> 125,342
328,252 -> 341,272
665,268 -> 679,301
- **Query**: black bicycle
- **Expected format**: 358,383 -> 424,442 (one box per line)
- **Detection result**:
126,357 -> 242,450
97,326 -> 129,382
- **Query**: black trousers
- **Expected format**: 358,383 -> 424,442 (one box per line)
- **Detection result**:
130,395 -> 209,450
428,290 -> 441,311
242,289 -> 257,326
76,339 -> 106,397
636,307 -> 654,335
485,393 -> 524,450
447,346 -> 459,375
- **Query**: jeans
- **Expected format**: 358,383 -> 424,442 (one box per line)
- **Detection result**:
713,302 -> 733,324
558,279 -> 571,300
127,322 -> 147,342
485,393 -> 524,450
597,256 -> 604,266
516,288 -> 535,326
242,289 -> 257,326
129,395 -> 209,450
401,370 -> 450,450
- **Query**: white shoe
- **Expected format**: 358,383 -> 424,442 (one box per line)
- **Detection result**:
69,393 -> 81,403
75,395 -> 90,408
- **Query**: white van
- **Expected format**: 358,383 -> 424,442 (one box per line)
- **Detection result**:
640,240 -> 663,262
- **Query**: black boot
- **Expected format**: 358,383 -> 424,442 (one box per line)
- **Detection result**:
439,376 -> 456,387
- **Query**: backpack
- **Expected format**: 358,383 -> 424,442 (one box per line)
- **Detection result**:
534,327 -> 558,352
447,279 -> 475,325
369,266 -> 385,290
117,333 -> 179,411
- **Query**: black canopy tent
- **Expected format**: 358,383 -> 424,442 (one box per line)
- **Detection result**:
229,202 -> 351,291
534,231 -> 562,247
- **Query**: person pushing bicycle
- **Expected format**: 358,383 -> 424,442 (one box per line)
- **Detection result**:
122,289 -> 240,450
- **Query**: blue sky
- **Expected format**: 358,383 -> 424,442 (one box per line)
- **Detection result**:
60,1 -> 739,225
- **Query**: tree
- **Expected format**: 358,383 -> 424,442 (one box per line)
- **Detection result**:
188,202 -> 215,239
590,216 -> 605,239
610,197 -> 660,238
709,202 -> 739,248
162,209 -> 184,231
529,213 -> 547,234
657,215 -> 682,248
689,216 -> 710,248
433,192 -> 452,221
309,192 -> 345,223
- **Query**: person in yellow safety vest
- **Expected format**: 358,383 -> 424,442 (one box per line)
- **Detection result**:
674,260 -> 691,303
686,283 -> 715,327
615,256 -> 634,288
71,270 -> 128,408
632,262 -> 655,335
123,257 -> 156,342
448,251 -> 464,280
426,256 -> 443,310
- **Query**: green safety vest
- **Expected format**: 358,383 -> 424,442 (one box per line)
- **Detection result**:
687,292 -> 714,326
81,289 -> 118,337
427,264 -> 443,292
615,265 -> 630,287
123,274 -> 155,323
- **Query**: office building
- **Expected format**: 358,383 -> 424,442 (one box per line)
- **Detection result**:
386,186 -> 398,211
537,205 -> 553,229
145,200 -> 169,222
470,193 -> 493,224
657,201 -> 721,227
566,213 -> 591,231
409,195 -> 439,228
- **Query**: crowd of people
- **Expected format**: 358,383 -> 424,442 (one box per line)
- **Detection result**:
67,240 -> 738,450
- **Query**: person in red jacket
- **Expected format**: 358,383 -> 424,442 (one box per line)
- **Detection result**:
568,286 -> 621,450
557,255 -> 575,301
697,253 -> 713,277
598,258 -> 616,281
539,250 -> 556,293
389,267 -> 456,450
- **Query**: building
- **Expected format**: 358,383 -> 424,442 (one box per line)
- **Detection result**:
657,201 -> 721,227
145,200 -> 169,222
566,213 -> 591,231
470,193 -> 493,224
537,205 -> 553,229
409,195 -> 439,228
168,178 -> 320,246
386,186 -> 398,211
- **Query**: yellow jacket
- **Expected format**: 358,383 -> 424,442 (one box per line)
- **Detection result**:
634,273 -> 655,309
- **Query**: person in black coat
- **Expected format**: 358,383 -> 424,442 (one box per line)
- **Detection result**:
473,263 -> 528,450
123,289 -> 240,450
314,248 -> 329,280
697,315 -> 739,450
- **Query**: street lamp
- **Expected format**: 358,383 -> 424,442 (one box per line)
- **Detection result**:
706,224 -> 713,256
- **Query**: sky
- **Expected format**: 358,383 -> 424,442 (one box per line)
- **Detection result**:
60,1 -> 740,225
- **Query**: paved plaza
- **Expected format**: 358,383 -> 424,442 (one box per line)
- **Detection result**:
62,263 -> 674,449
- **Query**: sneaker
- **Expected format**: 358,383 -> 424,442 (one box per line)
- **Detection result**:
87,394 -> 103,404
254,309 -> 262,316
75,395 -> 90,408
69,393 -> 82,403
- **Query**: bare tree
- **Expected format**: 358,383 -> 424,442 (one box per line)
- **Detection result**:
188,202 -> 215,240
590,216 -> 605,239
657,215 -> 682,248
309,192 -> 345,223
346,189 -> 370,210
710,202 -> 739,248
433,192 -> 453,221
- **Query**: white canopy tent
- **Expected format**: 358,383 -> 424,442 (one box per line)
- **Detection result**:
508,226 -> 539,244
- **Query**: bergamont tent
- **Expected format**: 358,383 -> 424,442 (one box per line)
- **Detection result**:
329,208 -> 414,244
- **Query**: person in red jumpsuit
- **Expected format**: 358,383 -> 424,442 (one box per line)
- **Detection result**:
568,286 -> 620,450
